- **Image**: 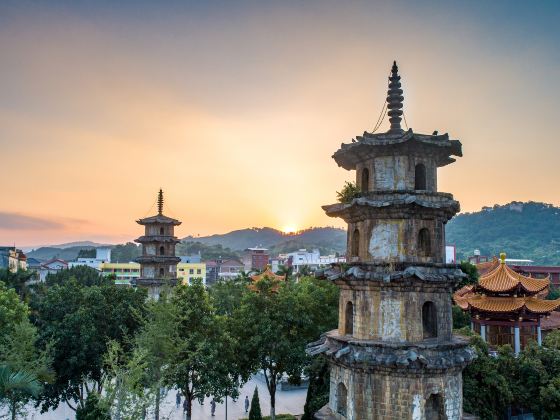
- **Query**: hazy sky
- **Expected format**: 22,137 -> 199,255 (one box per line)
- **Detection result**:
1,0 -> 559,246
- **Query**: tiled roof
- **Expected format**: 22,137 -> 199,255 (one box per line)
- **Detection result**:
250,267 -> 285,283
475,258 -> 500,276
463,295 -> 560,314
478,260 -> 549,294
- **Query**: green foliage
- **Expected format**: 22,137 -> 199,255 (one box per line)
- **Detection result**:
547,286 -> 560,300
455,261 -> 479,290
302,356 -> 329,420
544,330 -> 560,350
336,181 -> 361,204
0,364 -> 43,420
210,276 -> 250,316
77,248 -> 96,258
31,281 -> 147,412
463,336 -> 512,419
232,276 -> 338,419
165,279 -> 241,419
110,242 -> 141,263
249,387 -> 262,420
452,305 -> 471,329
0,281 -> 28,338
45,265 -> 111,287
447,201 -> 560,265
0,269 -> 35,301
76,392 -> 110,420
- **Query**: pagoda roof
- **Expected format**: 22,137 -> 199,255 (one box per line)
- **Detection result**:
136,214 -> 181,225
250,267 -> 285,283
455,294 -> 560,315
333,128 -> 463,170
475,258 -> 500,276
478,257 -> 549,294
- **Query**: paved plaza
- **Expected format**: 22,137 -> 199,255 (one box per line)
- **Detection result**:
24,376 -> 307,420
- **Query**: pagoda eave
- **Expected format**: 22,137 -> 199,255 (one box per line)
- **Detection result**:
307,330 -> 475,373
135,256 -> 181,264
323,192 -> 459,221
135,236 -> 181,244
333,130 -> 462,171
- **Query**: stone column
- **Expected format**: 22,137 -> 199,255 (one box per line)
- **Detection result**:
537,320 -> 542,346
470,321 -> 474,331
480,324 -> 486,342
514,325 -> 521,355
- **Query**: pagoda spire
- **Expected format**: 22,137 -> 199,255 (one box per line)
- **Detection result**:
157,189 -> 164,215
386,60 -> 404,133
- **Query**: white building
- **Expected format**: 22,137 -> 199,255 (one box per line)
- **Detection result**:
68,247 -> 111,270
272,249 -> 345,274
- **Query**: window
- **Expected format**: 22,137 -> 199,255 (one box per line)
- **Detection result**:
345,301 -> 354,336
197,269 -> 202,274
351,228 -> 360,258
415,163 -> 427,190
361,167 -> 369,193
337,383 -> 347,416
418,228 -> 432,257
159,246 -> 165,256
424,393 -> 444,420
422,301 -> 438,339
159,268 -> 165,277
159,227 -> 164,235
189,269 -> 194,274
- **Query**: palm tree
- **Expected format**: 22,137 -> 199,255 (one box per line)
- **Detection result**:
0,364 -> 43,420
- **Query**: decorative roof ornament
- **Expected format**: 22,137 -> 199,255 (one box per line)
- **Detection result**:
157,189 -> 164,215
500,252 -> 506,264
386,60 -> 404,134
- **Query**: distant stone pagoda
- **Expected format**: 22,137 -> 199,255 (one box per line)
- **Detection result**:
309,62 -> 475,420
133,189 -> 181,299
454,253 -> 560,354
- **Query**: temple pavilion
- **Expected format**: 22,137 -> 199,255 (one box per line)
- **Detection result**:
249,266 -> 285,291
454,253 -> 560,353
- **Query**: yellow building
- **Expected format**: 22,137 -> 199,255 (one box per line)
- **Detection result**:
101,261 -> 206,286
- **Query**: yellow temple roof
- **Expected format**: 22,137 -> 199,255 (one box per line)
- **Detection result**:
250,267 -> 285,283
477,253 -> 549,294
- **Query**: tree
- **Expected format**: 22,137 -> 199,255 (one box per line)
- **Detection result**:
302,356 -> 330,420
165,279 -> 242,420
133,295 -> 178,420
232,278 -> 320,420
0,365 -> 43,420
0,269 -> 35,301
209,276 -> 249,317
110,242 -> 141,263
248,386 -> 262,420
544,330 -> 560,350
0,281 -> 52,419
452,304 -> 471,329
76,392 -> 110,420
455,261 -> 479,291
462,336 -> 512,419
32,280 -> 146,412
45,265 -> 111,287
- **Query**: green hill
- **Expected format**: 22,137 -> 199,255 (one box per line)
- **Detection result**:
184,227 -> 347,254
447,201 -> 560,265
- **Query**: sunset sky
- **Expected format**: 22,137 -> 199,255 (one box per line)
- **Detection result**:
1,1 -> 559,247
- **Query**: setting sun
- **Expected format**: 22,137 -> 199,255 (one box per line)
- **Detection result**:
282,225 -> 298,234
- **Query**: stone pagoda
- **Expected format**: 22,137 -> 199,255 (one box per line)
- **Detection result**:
309,62 -> 475,420
455,252 -> 560,354
134,189 -> 181,299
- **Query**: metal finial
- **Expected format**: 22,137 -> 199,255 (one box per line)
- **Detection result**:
157,189 -> 164,215
386,61 -> 404,133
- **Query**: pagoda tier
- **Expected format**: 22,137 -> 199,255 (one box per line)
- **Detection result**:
454,253 -> 560,353
334,129 -> 462,170
133,189 -> 181,300
308,61 -> 471,420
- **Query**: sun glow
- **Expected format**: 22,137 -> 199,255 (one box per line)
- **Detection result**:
282,225 -> 298,234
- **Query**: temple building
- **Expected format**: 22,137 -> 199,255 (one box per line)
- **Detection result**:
308,61 -> 474,420
133,189 -> 181,299
454,253 -> 560,354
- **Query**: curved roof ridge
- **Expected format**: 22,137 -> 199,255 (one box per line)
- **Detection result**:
478,261 -> 549,294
